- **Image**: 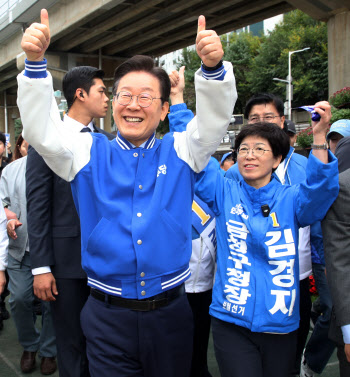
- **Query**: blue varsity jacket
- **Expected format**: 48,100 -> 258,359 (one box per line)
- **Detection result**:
17,59 -> 237,299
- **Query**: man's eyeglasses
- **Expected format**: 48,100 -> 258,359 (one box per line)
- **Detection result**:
248,115 -> 281,123
116,91 -> 163,108
238,146 -> 271,157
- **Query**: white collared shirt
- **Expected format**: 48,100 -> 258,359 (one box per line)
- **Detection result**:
64,114 -> 94,132
32,114 -> 94,276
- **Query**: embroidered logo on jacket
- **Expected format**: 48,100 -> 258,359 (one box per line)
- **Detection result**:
230,204 -> 248,220
157,164 -> 167,177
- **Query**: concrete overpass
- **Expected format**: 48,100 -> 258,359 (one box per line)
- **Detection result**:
0,0 -> 349,138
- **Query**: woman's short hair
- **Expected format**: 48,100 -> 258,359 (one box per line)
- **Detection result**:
235,122 -> 290,163
112,55 -> 170,104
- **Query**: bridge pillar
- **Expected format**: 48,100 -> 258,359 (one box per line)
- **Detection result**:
328,10 -> 350,96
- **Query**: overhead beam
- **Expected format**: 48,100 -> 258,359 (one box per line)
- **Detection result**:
120,1 -> 292,56
151,4 -> 293,57
286,0 -> 349,20
103,0 -> 255,55
47,0 -> 125,44
55,0 -> 165,51
0,79 -> 17,92
0,68 -> 20,82
81,0 -> 206,53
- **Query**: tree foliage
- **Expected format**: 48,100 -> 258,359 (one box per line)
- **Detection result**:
175,47 -> 201,112
249,10 -> 328,106
175,10 -> 328,115
224,32 -> 261,113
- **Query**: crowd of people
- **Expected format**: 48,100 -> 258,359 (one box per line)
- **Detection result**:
0,7 -> 349,377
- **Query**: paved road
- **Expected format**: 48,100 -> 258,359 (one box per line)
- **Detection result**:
0,297 -> 341,376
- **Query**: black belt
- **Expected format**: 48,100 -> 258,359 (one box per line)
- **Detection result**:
90,284 -> 185,311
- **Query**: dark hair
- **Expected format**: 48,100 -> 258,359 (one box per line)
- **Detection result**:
235,122 -> 290,163
112,55 -> 170,104
244,93 -> 284,119
63,66 -> 105,110
232,149 -> 237,163
14,134 -> 25,160
0,132 -> 6,146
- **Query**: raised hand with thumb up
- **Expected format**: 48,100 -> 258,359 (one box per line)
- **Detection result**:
21,9 -> 50,61
196,15 -> 223,68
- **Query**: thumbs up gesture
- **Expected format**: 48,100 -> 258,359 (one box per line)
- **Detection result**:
21,9 -> 50,61
196,15 -> 224,68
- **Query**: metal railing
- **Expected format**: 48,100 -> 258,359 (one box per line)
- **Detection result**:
0,0 -> 22,20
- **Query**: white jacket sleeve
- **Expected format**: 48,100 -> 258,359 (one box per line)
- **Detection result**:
17,71 -> 92,182
173,61 -> 237,172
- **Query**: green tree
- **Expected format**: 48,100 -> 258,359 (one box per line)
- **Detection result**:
224,32 -> 261,113
175,47 -> 201,112
248,10 -> 328,107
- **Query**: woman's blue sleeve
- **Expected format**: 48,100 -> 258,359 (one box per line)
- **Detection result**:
168,103 -> 195,132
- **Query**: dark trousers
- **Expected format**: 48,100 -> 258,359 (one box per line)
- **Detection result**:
81,291 -> 193,377
187,290 -> 213,377
212,317 -> 297,377
291,277 -> 312,375
304,264 -> 335,373
51,278 -> 90,377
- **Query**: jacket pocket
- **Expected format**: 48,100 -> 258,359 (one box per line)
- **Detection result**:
160,208 -> 187,243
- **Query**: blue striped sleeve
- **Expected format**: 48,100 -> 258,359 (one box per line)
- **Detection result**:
24,59 -> 48,78
201,64 -> 226,81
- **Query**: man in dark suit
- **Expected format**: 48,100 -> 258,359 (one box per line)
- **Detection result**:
26,66 -> 114,377
322,135 -> 350,377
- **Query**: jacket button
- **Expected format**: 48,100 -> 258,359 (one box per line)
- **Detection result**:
137,240 -> 142,245
141,281 -> 145,286
133,152 -> 138,157
139,185 -> 143,190
141,291 -> 146,296
140,272 -> 145,277
137,212 -> 142,217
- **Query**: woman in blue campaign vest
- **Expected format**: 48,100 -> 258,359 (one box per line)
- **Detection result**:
195,101 -> 338,377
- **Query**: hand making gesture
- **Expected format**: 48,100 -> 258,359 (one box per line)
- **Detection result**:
196,15 -> 224,68
169,66 -> 185,105
21,8 -> 50,61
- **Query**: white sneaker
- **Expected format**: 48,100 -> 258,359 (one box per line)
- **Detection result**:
300,354 -> 314,377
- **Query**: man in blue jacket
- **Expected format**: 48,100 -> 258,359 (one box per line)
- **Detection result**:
17,10 -> 237,377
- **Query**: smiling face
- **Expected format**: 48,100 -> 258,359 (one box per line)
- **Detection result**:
113,71 -> 169,147
237,136 -> 282,189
